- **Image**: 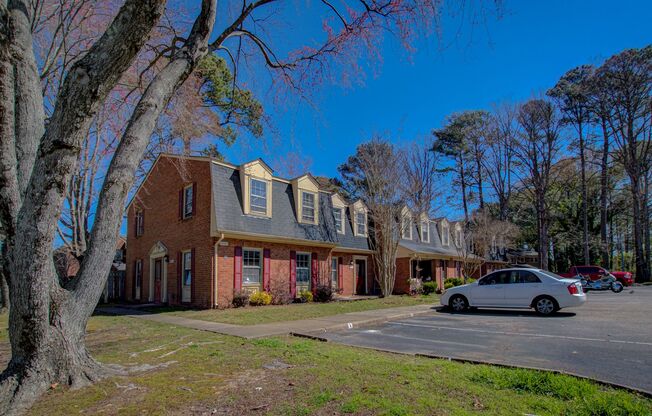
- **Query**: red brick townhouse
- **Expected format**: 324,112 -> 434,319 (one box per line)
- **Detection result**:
393,209 -> 506,294
126,154 -> 376,308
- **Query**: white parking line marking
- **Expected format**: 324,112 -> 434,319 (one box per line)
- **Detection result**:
388,322 -> 652,346
357,331 -> 488,349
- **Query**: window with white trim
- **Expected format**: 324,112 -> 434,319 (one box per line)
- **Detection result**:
243,249 -> 262,285
301,191 -> 316,223
249,178 -> 268,214
455,228 -> 462,248
333,207 -> 344,234
421,221 -> 430,243
183,185 -> 193,218
182,251 -> 192,302
402,216 -> 412,240
134,259 -> 142,300
355,211 -> 367,236
442,223 -> 450,246
135,211 -> 144,236
296,253 -> 311,285
331,257 -> 338,287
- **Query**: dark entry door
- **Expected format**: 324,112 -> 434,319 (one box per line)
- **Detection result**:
154,259 -> 162,303
355,259 -> 367,295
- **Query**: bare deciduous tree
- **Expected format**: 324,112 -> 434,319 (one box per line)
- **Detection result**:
514,99 -> 563,270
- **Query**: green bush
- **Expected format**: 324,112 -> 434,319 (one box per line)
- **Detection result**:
444,277 -> 476,290
232,291 -> 248,308
249,291 -> 272,306
422,281 -> 437,295
298,290 -> 313,303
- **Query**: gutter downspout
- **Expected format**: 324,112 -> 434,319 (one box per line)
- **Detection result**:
214,233 -> 224,308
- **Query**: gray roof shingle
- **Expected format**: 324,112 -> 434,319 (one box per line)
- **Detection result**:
210,162 -> 371,251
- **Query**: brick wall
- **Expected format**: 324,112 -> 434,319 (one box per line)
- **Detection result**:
394,257 -> 411,294
217,240 -> 371,307
126,156 -> 214,308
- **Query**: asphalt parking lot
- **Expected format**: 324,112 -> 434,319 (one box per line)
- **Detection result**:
321,286 -> 652,394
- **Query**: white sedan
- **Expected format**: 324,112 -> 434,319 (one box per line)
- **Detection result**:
441,268 -> 586,315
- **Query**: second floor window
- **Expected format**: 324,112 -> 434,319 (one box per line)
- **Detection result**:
301,191 -> 316,223
442,224 -> 450,246
135,211 -> 144,236
356,211 -> 367,236
402,217 -> 412,239
333,208 -> 344,233
421,221 -> 429,243
183,185 -> 193,218
250,178 -> 267,214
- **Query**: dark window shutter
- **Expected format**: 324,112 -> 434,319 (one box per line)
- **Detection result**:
192,182 -> 197,216
311,252 -> 319,294
263,248 -> 271,292
141,210 -> 144,235
290,250 -> 296,298
178,189 -> 183,220
133,211 -> 138,237
191,248 -> 196,303
177,251 -> 182,303
338,257 -> 344,291
234,246 -> 242,292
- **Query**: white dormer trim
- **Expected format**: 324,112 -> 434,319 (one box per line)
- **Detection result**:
419,213 -> 430,243
454,222 -> 463,248
240,160 -> 273,217
291,174 -> 320,225
440,219 -> 450,246
350,199 -> 368,237
331,193 -> 347,234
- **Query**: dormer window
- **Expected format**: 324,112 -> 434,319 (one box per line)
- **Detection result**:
441,222 -> 450,246
292,174 -> 320,225
402,216 -> 412,240
249,178 -> 268,214
240,159 -> 273,217
301,191 -> 316,223
421,221 -> 430,243
333,207 -> 344,234
356,211 -> 367,236
454,226 -> 463,248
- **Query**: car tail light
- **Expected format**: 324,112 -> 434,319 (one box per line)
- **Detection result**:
567,283 -> 579,295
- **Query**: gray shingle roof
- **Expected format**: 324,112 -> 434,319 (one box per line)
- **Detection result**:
210,162 -> 371,251
398,219 -> 470,258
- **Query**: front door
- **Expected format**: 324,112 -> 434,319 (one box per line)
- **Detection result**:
154,259 -> 162,303
355,259 -> 367,295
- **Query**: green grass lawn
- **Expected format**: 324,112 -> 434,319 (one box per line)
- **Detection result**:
146,294 -> 438,326
0,313 -> 650,415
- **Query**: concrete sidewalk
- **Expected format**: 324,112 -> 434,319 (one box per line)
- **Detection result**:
98,304 -> 437,339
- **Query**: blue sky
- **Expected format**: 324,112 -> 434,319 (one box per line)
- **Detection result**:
214,0 -> 651,181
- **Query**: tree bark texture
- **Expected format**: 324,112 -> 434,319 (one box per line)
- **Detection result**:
599,117 -> 610,268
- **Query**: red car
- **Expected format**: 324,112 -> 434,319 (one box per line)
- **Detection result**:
559,265 -> 634,286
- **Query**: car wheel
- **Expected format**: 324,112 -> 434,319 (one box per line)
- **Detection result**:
449,295 -> 469,312
611,282 -> 624,293
534,296 -> 558,316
